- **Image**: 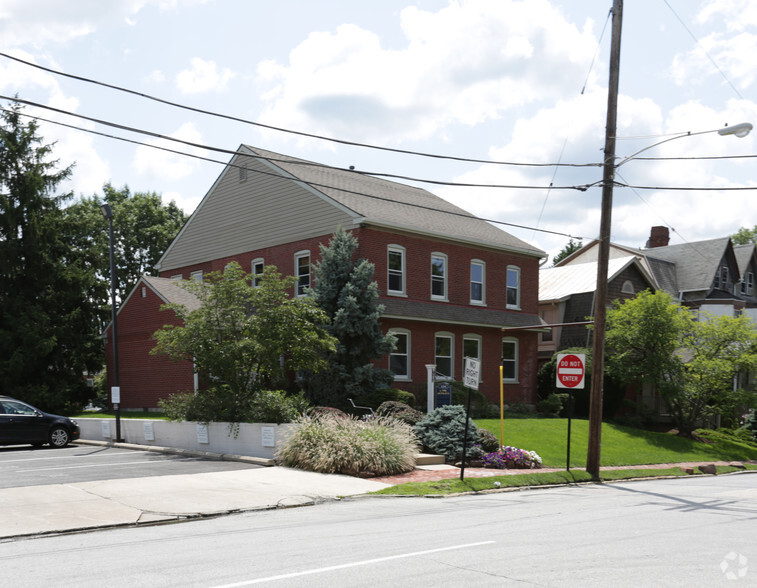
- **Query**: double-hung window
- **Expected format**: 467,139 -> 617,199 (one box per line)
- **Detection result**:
743,272 -> 754,296
431,253 -> 447,300
435,332 -> 453,379
506,266 -> 520,309
502,338 -> 518,382
388,246 -> 406,295
470,260 -> 485,304
295,251 -> 310,296
389,329 -> 410,380
251,258 -> 264,287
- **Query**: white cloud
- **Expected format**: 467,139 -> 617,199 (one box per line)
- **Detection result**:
176,58 -> 235,94
133,121 -> 207,180
256,0 -> 598,144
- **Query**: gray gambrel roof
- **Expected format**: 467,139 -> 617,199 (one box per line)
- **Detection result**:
240,146 -> 545,257
643,237 -> 732,292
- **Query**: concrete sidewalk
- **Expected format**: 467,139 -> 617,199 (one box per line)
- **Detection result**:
1,453 -> 391,541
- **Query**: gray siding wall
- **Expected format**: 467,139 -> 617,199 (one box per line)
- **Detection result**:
160,155 -> 356,271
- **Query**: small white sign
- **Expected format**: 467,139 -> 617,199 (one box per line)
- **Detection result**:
196,423 -> 209,444
463,357 -> 481,390
261,426 -> 275,448
101,420 -> 111,438
111,386 -> 120,404
143,421 -> 155,441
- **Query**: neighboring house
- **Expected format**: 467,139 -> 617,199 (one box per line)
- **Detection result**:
104,145 -> 547,410
539,226 -> 757,416
538,256 -> 656,363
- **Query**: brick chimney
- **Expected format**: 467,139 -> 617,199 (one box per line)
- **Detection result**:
646,226 -> 669,248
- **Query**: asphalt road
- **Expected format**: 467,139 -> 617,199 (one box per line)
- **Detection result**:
1,472 -> 755,586
0,443 -> 261,488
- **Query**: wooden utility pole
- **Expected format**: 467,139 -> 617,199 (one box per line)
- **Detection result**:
587,0 -> 623,479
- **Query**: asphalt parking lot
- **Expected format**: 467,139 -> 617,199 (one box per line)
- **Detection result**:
0,443 -> 262,489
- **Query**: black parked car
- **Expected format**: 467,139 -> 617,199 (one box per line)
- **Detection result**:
0,396 -> 80,448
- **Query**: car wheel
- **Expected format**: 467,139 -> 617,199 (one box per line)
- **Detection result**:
49,426 -> 70,448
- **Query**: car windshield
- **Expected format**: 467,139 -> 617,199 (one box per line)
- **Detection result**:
0,401 -> 37,416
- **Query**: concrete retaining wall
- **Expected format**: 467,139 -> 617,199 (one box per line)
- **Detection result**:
77,418 -> 296,460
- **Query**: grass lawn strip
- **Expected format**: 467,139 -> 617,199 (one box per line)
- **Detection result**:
370,464 -> 757,496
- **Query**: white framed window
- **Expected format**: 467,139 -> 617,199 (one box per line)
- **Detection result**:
190,270 -> 203,282
742,271 -> 754,296
251,258 -> 265,287
621,280 -> 634,294
470,260 -> 485,305
506,266 -> 521,309
435,332 -> 454,379
463,334 -> 482,382
502,337 -> 519,382
295,251 -> 311,296
431,253 -> 448,300
389,329 -> 411,380
388,245 -> 406,295
715,265 -> 729,289
170,274 -> 182,282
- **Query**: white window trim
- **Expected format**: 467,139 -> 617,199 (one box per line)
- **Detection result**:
387,245 -> 407,297
502,337 -> 519,383
431,252 -> 448,301
190,270 -> 203,282
251,257 -> 265,287
462,333 -> 482,382
621,280 -> 634,294
434,331 -> 454,380
506,265 -> 521,310
470,259 -> 486,305
294,250 -> 311,297
170,274 -> 182,282
388,328 -> 411,381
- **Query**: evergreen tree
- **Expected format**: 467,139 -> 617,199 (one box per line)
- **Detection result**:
305,227 -> 396,406
0,104 -> 102,412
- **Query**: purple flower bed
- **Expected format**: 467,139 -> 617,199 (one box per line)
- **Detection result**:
482,445 -> 542,469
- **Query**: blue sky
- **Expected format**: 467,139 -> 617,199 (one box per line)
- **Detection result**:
1,0 -> 755,261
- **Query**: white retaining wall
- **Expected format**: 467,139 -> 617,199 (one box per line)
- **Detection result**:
77,418 -> 296,460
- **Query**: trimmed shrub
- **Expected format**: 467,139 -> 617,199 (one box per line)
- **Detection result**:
476,427 -> 500,452
276,415 -> 419,476
413,404 -> 478,461
376,401 -> 424,425
158,387 -> 309,424
537,393 -> 563,417
359,388 -> 416,409
307,406 -> 349,419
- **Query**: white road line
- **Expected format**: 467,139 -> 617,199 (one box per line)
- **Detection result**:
210,541 -> 496,587
0,451 -> 148,464
15,460 -> 155,473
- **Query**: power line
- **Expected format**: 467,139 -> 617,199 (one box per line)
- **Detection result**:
3,106 -> 584,241
0,95 -> 593,192
0,51 -> 601,169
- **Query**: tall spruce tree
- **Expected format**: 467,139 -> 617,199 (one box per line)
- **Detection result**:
0,104 -> 102,412
305,227 -> 396,406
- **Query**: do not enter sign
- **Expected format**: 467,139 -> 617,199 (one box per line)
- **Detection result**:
556,353 -> 586,389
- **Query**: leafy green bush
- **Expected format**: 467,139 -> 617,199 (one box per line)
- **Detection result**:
413,404 -> 478,461
376,401 -> 424,425
476,427 -> 500,452
537,393 -> 563,417
359,388 -> 416,409
276,415 -> 419,476
743,410 -> 757,442
158,387 -> 309,424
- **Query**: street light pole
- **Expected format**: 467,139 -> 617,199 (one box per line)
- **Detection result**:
100,203 -> 122,443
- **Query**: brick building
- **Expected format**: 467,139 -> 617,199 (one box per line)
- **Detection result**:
104,146 -> 547,409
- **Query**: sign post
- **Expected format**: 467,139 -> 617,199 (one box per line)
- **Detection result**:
460,357 -> 481,481
556,354 -> 586,471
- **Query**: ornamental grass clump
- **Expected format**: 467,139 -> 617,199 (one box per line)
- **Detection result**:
276,414 -> 420,476
482,446 -> 543,469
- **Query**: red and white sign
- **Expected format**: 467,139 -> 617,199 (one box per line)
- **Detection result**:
556,354 -> 585,389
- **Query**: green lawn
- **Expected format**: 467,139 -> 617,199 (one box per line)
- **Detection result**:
475,418 -> 757,468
